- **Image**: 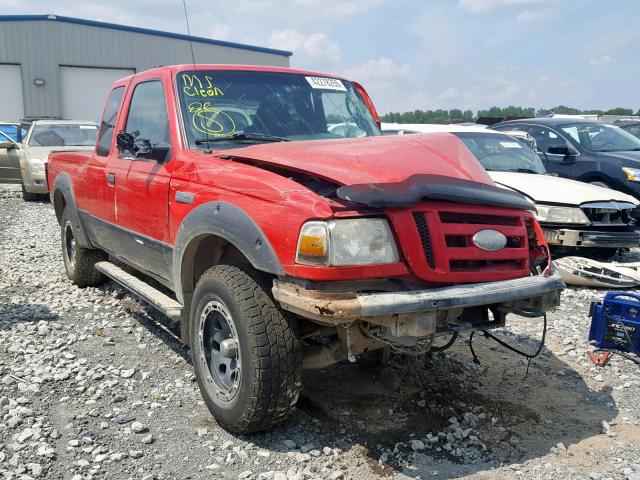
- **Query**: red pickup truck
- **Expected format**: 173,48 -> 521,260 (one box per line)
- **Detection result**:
48,64 -> 564,433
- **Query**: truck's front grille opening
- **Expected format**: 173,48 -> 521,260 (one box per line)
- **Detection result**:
413,212 -> 436,268
445,235 -> 523,248
439,212 -> 520,226
402,205 -> 534,282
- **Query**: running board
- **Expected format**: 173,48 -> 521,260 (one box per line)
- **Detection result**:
95,261 -> 182,321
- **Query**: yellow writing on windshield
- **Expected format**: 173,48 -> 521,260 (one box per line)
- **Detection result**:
182,74 -> 224,97
188,102 -> 236,137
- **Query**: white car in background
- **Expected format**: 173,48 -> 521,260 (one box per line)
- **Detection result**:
382,123 -> 640,257
15,120 -> 98,201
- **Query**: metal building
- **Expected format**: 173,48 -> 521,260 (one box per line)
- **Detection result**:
0,14 -> 292,122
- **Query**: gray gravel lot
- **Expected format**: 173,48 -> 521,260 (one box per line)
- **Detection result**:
0,183 -> 639,480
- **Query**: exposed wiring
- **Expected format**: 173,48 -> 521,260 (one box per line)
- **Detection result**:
430,332 -> 459,352
470,314 -> 547,378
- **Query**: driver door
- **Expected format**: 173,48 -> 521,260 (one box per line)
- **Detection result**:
0,132 -> 22,184
109,79 -> 173,281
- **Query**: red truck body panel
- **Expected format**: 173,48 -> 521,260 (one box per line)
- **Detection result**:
48,64 -> 548,288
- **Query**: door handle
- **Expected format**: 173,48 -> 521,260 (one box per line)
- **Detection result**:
106,172 -> 115,185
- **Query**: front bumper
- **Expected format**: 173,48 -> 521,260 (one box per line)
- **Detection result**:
273,268 -> 564,327
543,227 -> 640,248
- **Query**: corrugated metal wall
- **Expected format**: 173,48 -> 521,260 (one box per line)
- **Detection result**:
0,19 -> 290,118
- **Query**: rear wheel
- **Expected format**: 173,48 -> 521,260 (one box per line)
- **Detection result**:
60,209 -> 107,287
190,264 -> 302,433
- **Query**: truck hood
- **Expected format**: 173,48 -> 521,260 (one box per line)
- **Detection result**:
217,133 -> 493,186
489,171 -> 639,206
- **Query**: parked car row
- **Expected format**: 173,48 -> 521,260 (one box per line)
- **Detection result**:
0,118 -> 97,200
382,121 -> 640,257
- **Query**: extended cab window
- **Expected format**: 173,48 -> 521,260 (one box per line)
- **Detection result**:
176,70 -> 380,149
122,81 -> 171,157
97,87 -> 124,156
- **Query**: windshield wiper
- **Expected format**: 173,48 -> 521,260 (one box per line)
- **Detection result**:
195,133 -> 289,145
510,168 -> 540,174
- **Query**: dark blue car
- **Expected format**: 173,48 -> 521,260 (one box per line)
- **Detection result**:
491,118 -> 640,199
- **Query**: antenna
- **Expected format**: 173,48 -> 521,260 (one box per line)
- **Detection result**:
181,0 -> 197,66
181,0 -> 213,151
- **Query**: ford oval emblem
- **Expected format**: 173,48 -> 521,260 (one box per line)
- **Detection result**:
472,229 -> 507,252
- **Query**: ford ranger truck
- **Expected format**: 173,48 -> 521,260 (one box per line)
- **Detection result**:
47,65 -> 564,433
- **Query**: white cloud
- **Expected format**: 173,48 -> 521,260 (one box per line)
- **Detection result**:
436,86 -> 460,101
209,23 -> 231,41
267,28 -> 340,62
589,55 -> 613,66
516,8 -> 559,23
458,0 -> 548,15
292,0 -> 384,16
344,57 -> 411,82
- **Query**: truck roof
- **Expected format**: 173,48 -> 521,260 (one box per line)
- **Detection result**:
122,64 -> 350,83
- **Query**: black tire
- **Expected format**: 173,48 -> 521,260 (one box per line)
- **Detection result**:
21,184 -> 39,202
190,264 -> 302,433
60,209 -> 107,287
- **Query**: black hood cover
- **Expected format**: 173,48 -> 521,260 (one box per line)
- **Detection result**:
336,174 -> 534,210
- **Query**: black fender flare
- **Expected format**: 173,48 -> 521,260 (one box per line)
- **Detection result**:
173,201 -> 284,303
52,172 -> 92,248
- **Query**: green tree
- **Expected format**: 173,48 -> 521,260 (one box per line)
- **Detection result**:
604,107 -> 634,115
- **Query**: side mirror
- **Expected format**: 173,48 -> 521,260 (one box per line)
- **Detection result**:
116,132 -> 136,155
116,132 -> 170,162
0,140 -> 15,150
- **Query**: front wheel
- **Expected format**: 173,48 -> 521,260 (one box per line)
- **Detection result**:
190,264 -> 302,433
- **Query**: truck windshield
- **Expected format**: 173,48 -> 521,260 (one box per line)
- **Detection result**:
453,132 -> 546,174
28,124 -> 98,147
176,70 -> 381,149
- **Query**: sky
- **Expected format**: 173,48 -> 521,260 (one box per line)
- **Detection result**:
2,0 -> 639,114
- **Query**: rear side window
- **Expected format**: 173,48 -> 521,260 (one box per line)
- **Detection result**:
96,87 -> 125,156
124,81 -> 170,152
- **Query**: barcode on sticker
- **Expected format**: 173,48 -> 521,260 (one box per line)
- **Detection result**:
305,76 -> 346,91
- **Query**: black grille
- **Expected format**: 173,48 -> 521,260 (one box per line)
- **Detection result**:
413,212 -> 435,268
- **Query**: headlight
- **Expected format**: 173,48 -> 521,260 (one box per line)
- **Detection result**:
296,219 -> 400,266
622,167 -> 640,182
534,204 -> 590,225
30,159 -> 46,175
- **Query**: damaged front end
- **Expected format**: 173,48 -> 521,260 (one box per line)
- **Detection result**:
273,174 -> 565,368
273,265 -> 563,367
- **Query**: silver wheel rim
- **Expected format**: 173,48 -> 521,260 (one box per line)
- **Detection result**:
64,221 -> 76,268
198,299 -> 241,401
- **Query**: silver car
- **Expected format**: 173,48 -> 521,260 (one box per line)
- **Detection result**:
0,120 -> 98,201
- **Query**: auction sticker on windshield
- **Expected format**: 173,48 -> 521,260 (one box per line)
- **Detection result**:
305,76 -> 347,91
500,141 -> 522,148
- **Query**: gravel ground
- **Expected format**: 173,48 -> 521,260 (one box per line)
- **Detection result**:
0,182 -> 639,480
